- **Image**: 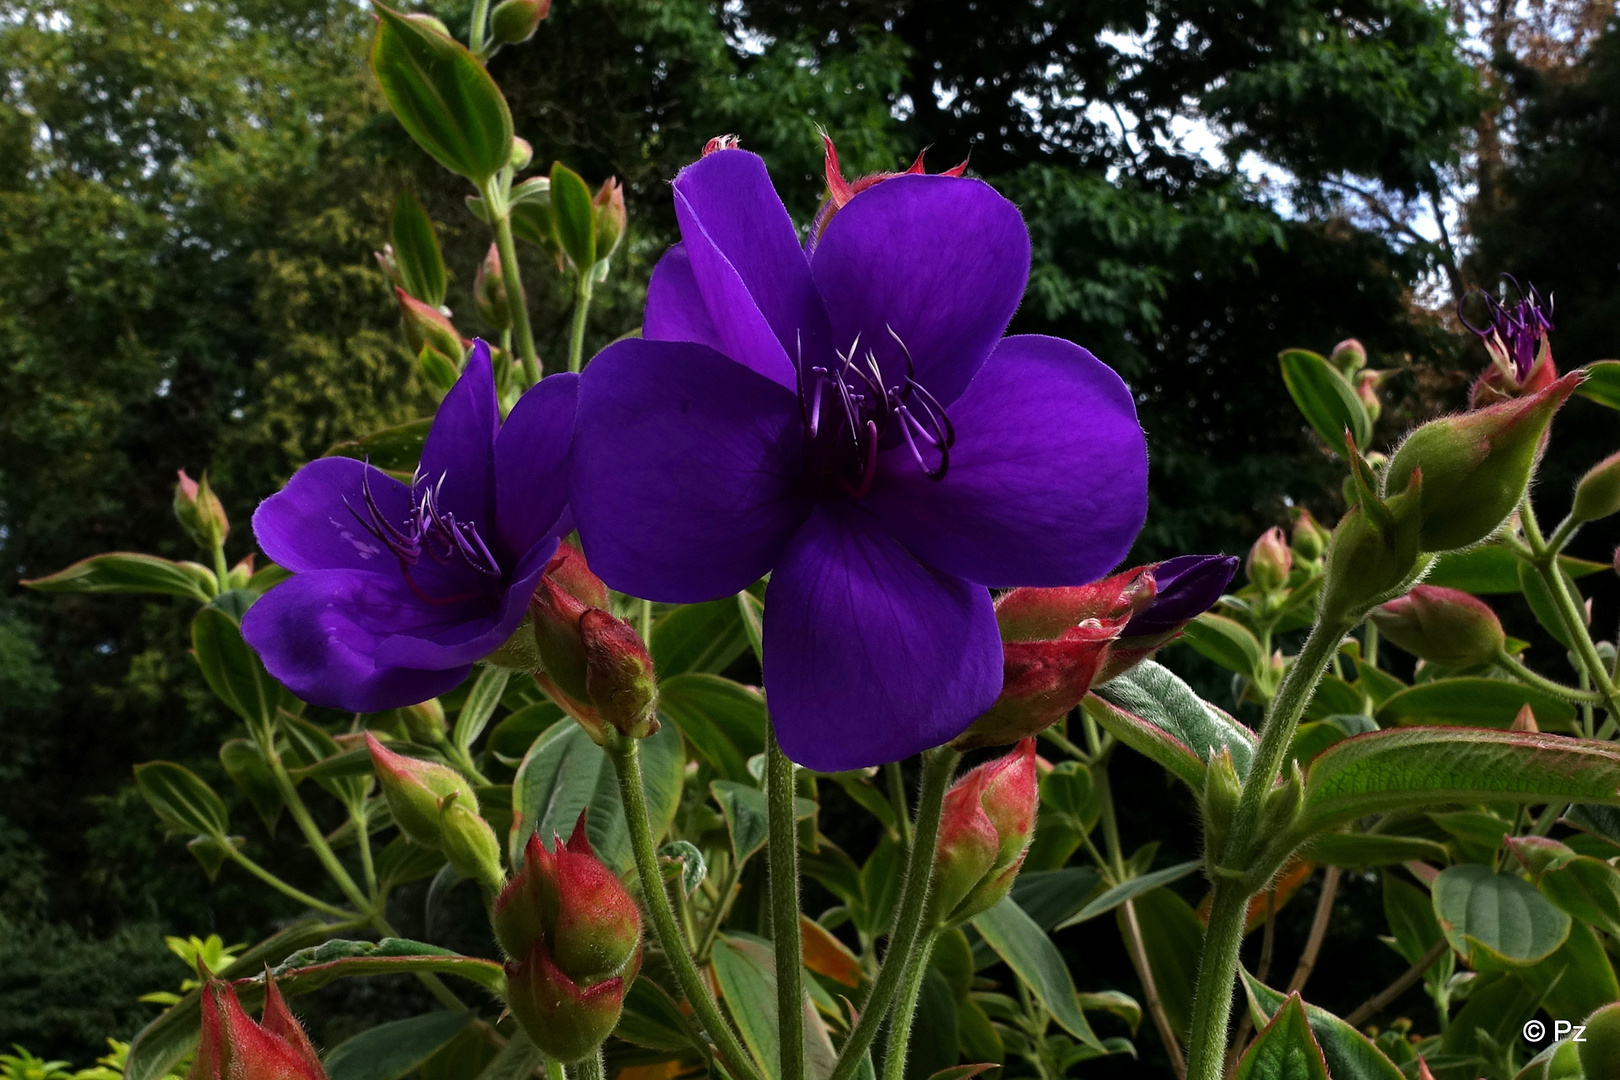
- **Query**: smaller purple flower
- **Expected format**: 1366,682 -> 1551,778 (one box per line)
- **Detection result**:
1459,276 -> 1553,382
1121,554 -> 1238,639
243,345 -> 577,711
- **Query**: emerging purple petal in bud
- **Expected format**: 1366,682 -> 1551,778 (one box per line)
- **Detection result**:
1121,555 -> 1238,640
1460,276 -> 1554,384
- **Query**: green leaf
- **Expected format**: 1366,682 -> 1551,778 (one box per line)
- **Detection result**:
616,976 -> 704,1052
135,761 -> 229,838
1279,348 -> 1371,452
220,738 -> 283,832
487,700 -> 563,763
23,551 -> 213,601
1240,973 -> 1403,1080
651,599 -> 753,677
1432,864 -> 1570,967
1010,868 -> 1103,931
1235,992 -> 1330,1080
657,673 -> 766,781
1118,887 -> 1203,1036
1520,917 -> 1620,1022
1299,831 -> 1448,868
1537,855 -> 1620,937
1055,861 -> 1200,929
548,162 -> 596,270
711,933 -> 838,1080
510,716 -> 684,874
738,590 -> 764,664
1181,613 -> 1266,679
906,967 -> 961,1080
324,417 -> 433,473
971,897 -> 1103,1050
374,836 -> 446,891
1301,676 -> 1365,721
1374,678 -> 1575,730
1299,728 -> 1620,836
1576,359 -> 1620,410
389,190 -> 447,306
267,938 -> 506,996
1519,560 -> 1587,651
125,919 -> 343,1080
1424,545 -> 1607,595
324,1012 -> 475,1080
1090,660 -> 1255,787
370,6 -> 512,183
453,666 -> 509,755
660,839 -> 706,894
1443,970 -> 1548,1058
193,593 -> 288,728
712,780 -> 770,864
1382,872 -> 1446,967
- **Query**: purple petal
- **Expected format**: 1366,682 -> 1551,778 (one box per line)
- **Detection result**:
863,335 -> 1147,588
643,244 -> 725,353
252,457 -> 411,574
242,570 -> 472,712
763,504 -> 1002,770
420,341 -> 500,525
377,547 -> 551,669
1125,554 -> 1238,637
671,150 -> 830,387
572,338 -> 812,602
809,174 -> 1029,407
495,371 -> 577,557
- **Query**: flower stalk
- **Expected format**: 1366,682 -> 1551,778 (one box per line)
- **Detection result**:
766,725 -> 805,1080
607,735 -> 763,1080
880,929 -> 939,1080
482,179 -> 542,386
568,269 -> 593,373
1520,499 -> 1620,720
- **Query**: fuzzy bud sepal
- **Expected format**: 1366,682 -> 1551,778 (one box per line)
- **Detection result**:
1369,585 -> 1505,668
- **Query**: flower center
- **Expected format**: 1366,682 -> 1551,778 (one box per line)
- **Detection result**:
796,328 -> 955,498
1460,277 -> 1553,382
349,469 -> 502,606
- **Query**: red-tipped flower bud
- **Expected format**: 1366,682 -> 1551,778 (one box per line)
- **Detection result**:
174,470 -> 230,551
374,244 -> 404,290
1246,527 -> 1293,593
580,609 -> 658,739
190,971 -> 326,1080
510,136 -> 533,172
474,244 -> 510,332
1354,368 -> 1385,423
365,734 -> 498,888
593,178 -> 626,261
1505,834 -> 1574,879
395,287 -> 466,363
398,699 -> 447,744
495,812 -> 640,1062
1369,585 -> 1505,668
1329,338 -> 1367,376
929,741 -> 1037,927
1385,372 -> 1582,553
1573,451 -> 1620,525
1290,507 -> 1331,564
489,0 -> 550,45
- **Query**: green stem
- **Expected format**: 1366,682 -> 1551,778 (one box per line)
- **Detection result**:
353,805 -> 379,899
639,596 -> 653,643
211,541 -> 230,592
885,760 -> 913,849
1521,501 -> 1620,719
1495,649 -> 1605,705
767,726 -> 805,1080
880,930 -> 939,1080
225,845 -> 353,918
1183,880 -> 1250,1080
544,1062 -> 565,1080
827,747 -> 960,1080
608,736 -> 763,1080
568,270 -> 594,373
694,859 -> 741,964
568,1048 -> 605,1080
1545,513 -> 1579,556
467,0 -> 491,54
1363,622 -> 1378,670
483,182 -> 541,386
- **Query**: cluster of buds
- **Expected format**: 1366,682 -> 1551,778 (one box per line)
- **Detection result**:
929,741 -> 1038,927
189,972 -> 326,1080
1328,338 -> 1388,423
364,733 -> 503,891
494,812 -> 641,1062
521,542 -> 658,745
951,555 -> 1236,750
174,470 -> 230,552
1369,585 -> 1505,669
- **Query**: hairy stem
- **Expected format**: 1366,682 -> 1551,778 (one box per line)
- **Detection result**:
569,1048 -> 605,1080
483,182 -> 541,386
827,747 -> 959,1080
353,805 -> 379,899
694,859 -> 741,965
1495,649 -> 1604,704
886,760 -> 913,849
1184,880 -> 1250,1080
225,846 -> 353,918
1522,500 -> 1620,718
568,270 -> 594,373
767,726 -> 805,1080
609,736 -> 763,1080
880,930 -> 938,1080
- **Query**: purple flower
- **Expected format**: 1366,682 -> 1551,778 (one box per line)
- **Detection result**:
243,345 -> 576,712
1460,277 -> 1553,382
571,148 -> 1148,771
1122,554 -> 1238,639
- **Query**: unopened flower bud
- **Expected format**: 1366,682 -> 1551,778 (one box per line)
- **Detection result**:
955,619 -> 1120,751
510,136 -> 533,172
395,287 -> 466,363
1318,468 -> 1426,626
474,244 -> 510,331
1355,369 -> 1384,423
400,699 -> 447,744
1572,451 -> 1620,524
580,609 -> 658,740
364,732 -> 478,848
190,971 -> 327,1080
1329,338 -> 1367,376
374,244 -> 404,290
1385,373 -> 1582,552
1369,585 -> 1505,668
1290,508 -> 1331,564
593,178 -> 626,261
1202,747 -> 1242,857
1581,1002 -> 1620,1080
496,812 -> 640,1062
174,470 -> 230,551
1246,527 -> 1293,593
490,0 -> 550,45
438,798 -> 504,892
1101,554 -> 1239,680
993,566 -> 1153,643
929,741 -> 1037,927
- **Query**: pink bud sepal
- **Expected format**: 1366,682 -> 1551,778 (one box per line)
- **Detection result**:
929,741 -> 1038,927
190,971 -> 327,1080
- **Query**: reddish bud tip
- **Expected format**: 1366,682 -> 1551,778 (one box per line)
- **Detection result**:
394,287 -> 466,362
1369,585 -> 1505,668
1246,527 -> 1293,593
930,742 -> 1038,926
364,732 -> 479,849
1329,338 -> 1367,376
580,609 -> 658,740
489,0 -> 550,45
593,178 -> 627,260
190,974 -> 328,1080
702,134 -> 741,156
174,470 -> 229,551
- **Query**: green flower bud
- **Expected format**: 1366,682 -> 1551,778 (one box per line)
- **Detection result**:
1329,338 -> 1367,376
395,287 -> 465,363
364,732 -> 477,848
1369,585 -> 1506,668
399,699 -> 447,744
580,609 -> 658,740
473,243 -> 510,332
490,0 -> 550,46
1385,372 -> 1582,553
1289,507 -> 1330,565
509,136 -> 533,172
1202,747 -> 1242,858
174,470 -> 229,551
1572,451 -> 1620,524
592,178 -> 626,261
1246,527 -> 1292,593
1580,1002 -> 1620,1080
439,797 -> 504,892
1318,491 -> 1426,626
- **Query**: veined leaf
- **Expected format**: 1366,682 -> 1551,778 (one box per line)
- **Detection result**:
1234,991 -> 1330,1080
1240,972 -> 1404,1080
658,673 -> 766,781
1055,861 -> 1200,929
389,189 -> 447,306
266,938 -> 506,996
549,162 -> 596,270
1297,728 -> 1620,836
972,897 -> 1104,1049
1181,613 -> 1266,679
22,551 -> 214,601
135,762 -> 228,838
1432,864 -> 1570,968
324,1012 -> 475,1080
1424,545 -> 1607,595
453,665 -> 509,755
1375,678 -> 1575,730
711,933 -> 837,1080
1537,855 -> 1620,938
1090,660 -> 1254,788
1576,359 -> 1620,410
1279,348 -> 1371,452
324,417 -> 432,473
193,592 -> 290,729
651,598 -> 753,676
1298,832 -> 1449,868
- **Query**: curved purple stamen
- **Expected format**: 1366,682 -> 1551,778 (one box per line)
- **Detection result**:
346,466 -> 502,607
1459,275 -> 1554,382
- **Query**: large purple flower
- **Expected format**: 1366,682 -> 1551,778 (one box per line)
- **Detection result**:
244,345 -> 576,712
572,148 -> 1148,770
